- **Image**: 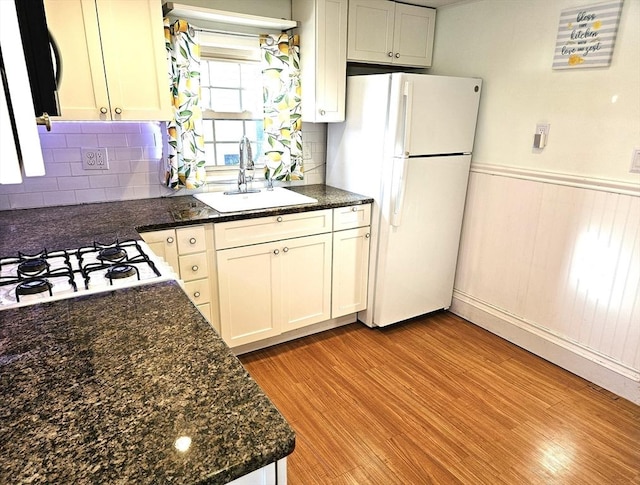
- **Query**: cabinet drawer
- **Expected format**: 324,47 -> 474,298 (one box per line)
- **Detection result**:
215,209 -> 333,249
178,252 -> 209,281
333,204 -> 371,231
176,225 -> 207,255
184,278 -> 211,305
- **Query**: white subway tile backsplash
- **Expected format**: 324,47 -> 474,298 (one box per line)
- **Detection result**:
90,174 -> 121,188
0,122 -> 166,209
58,176 -> 90,191
75,188 -> 107,204
43,191 -> 77,206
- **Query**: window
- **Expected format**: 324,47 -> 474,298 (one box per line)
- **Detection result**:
199,58 -> 265,170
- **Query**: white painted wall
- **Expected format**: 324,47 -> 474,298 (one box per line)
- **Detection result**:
429,0 -> 640,183
429,0 -> 640,402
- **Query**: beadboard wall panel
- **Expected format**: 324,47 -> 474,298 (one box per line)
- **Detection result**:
452,168 -> 640,403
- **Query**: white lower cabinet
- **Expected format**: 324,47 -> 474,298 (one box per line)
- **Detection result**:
217,233 -> 332,347
332,226 -> 370,318
228,458 -> 287,485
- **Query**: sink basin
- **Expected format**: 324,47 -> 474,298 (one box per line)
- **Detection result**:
194,187 -> 318,213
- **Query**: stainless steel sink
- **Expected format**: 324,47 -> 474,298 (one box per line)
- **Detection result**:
194,187 -> 318,213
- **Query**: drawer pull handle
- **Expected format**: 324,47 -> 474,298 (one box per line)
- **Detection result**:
365,233 -> 370,239
273,249 -> 280,255
192,265 -> 199,272
283,247 -> 289,253
166,236 -> 174,244
189,237 -> 197,244
276,216 -> 283,222
193,291 -> 201,298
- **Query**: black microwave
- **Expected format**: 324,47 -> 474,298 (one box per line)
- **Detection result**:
14,0 -> 60,117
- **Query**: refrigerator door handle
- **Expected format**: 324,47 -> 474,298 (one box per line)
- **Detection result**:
399,81 -> 413,157
391,157 -> 408,227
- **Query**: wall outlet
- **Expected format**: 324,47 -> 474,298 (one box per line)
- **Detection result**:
533,123 -> 550,150
302,142 -> 312,160
81,148 -> 108,170
631,148 -> 640,174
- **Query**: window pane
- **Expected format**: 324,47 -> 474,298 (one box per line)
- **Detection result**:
200,62 -> 210,86
203,120 -> 214,142
241,63 -> 262,89
242,88 -> 262,113
215,120 -> 244,141
204,144 -> 216,166
210,88 -> 241,111
209,61 -> 240,88
216,143 -> 240,166
201,88 -> 211,110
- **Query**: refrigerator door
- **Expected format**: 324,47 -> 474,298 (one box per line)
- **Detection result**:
373,154 -> 471,327
390,73 -> 482,156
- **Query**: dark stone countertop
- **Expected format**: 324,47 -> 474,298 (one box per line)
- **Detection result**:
0,184 -> 373,256
0,280 -> 295,484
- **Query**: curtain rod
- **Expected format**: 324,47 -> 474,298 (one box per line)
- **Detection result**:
193,27 -> 263,39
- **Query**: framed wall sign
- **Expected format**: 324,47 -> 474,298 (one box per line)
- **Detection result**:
552,0 -> 623,69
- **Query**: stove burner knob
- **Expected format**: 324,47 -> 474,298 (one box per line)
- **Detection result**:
189,237 -> 197,245
166,237 -> 174,244
191,265 -> 199,272
193,291 -> 201,298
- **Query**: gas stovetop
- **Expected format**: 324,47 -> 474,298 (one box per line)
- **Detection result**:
0,240 -> 177,310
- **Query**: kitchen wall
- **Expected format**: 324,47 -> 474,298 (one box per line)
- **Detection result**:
0,121 -> 326,210
429,0 -> 639,403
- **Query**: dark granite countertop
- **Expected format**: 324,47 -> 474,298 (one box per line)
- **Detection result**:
0,281 -> 295,484
0,184 -> 372,256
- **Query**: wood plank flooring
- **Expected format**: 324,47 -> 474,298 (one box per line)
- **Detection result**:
239,312 -> 640,484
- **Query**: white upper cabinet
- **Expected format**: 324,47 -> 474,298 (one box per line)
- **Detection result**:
293,0 -> 348,122
44,0 -> 172,121
347,0 -> 436,68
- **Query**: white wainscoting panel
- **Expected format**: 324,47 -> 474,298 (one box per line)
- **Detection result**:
452,167 -> 639,403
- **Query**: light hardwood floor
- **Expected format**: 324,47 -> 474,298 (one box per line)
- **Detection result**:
239,311 -> 640,484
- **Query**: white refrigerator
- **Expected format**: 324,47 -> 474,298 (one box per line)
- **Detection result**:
326,73 -> 482,327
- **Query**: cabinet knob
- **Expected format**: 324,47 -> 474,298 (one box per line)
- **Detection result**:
166,236 -> 174,244
189,237 -> 197,244
283,247 -> 289,253
319,109 -> 326,116
100,107 -> 108,114
395,53 -> 400,58
191,265 -> 199,272
273,249 -> 280,255
351,207 -> 358,212
387,51 -> 393,57
365,233 -> 370,239
193,291 -> 201,298
276,216 -> 283,223
114,107 -> 122,115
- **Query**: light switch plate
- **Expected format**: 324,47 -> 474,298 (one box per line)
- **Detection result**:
630,148 -> 640,174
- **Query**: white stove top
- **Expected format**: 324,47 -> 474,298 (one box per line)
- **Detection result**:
0,240 -> 177,310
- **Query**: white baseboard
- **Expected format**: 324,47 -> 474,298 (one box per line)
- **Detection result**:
450,290 -> 640,405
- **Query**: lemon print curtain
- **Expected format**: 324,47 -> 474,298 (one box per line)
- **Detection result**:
261,34 -> 303,181
164,19 -> 206,189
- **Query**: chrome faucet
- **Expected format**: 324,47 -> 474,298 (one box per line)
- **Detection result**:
227,136 -> 259,194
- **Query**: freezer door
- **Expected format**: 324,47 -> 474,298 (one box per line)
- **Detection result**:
372,154 -> 471,327
390,73 -> 482,156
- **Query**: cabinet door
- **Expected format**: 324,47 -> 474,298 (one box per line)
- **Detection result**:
217,243 -> 282,347
281,233 -> 332,332
347,0 -> 394,64
44,0 -> 111,120
95,0 -> 171,120
332,227 -> 370,318
392,4 -> 436,67
140,229 -> 179,272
